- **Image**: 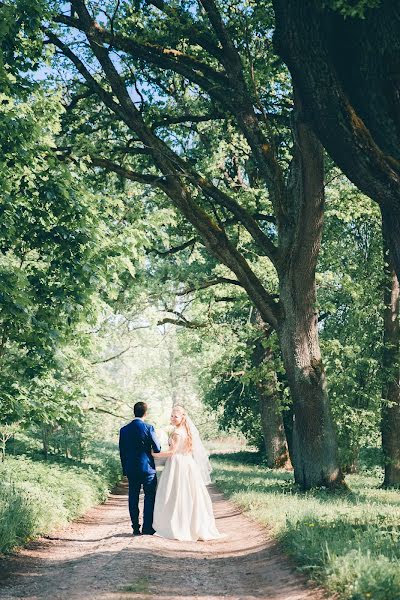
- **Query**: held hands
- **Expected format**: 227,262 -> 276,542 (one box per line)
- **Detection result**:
152,449 -> 173,458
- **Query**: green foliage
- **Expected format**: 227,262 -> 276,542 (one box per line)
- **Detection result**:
0,444 -> 120,553
318,174 -> 384,469
188,305 -> 268,450
213,453 -> 400,600
0,0 -> 48,94
0,89 -> 102,424
0,0 -> 396,527
325,0 -> 380,18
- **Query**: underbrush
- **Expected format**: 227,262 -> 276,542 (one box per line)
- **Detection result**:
0,442 -> 121,553
211,453 -> 400,600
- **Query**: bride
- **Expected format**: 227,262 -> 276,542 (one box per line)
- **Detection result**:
152,405 -> 221,542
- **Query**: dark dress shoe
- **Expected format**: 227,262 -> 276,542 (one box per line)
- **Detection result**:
142,527 -> 156,535
132,528 -> 142,536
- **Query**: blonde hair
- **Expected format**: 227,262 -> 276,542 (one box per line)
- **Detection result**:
173,405 -> 193,453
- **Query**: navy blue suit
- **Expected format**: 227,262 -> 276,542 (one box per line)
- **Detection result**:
119,418 -> 161,533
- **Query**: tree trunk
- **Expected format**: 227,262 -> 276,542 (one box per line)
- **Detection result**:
381,205 -> 400,287
1,435 -> 5,462
276,99 -> 344,489
252,318 -> 290,468
282,402 -> 294,465
251,309 -> 290,469
258,386 -> 290,469
278,273 -> 343,489
381,232 -> 400,487
272,0 -> 400,281
41,426 -> 49,460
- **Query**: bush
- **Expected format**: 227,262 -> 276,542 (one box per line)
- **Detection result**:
212,453 -> 400,600
326,550 -> 400,600
0,444 -> 121,554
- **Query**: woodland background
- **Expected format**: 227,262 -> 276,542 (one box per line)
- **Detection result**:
1,1 -> 400,598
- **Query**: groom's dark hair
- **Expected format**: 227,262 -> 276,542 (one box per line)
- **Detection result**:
134,402 -> 147,418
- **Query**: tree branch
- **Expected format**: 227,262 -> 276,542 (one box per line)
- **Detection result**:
157,317 -> 208,329
55,9 -> 230,93
44,30 -> 129,124
151,112 -> 224,130
89,155 -> 166,187
176,276 -> 243,296
90,403 -> 125,419
63,88 -> 93,111
91,344 -> 135,365
147,0 -> 225,61
52,1 -> 281,329
147,238 -> 197,256
198,0 -> 242,74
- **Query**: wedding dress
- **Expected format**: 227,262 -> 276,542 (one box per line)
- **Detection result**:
153,428 -> 221,541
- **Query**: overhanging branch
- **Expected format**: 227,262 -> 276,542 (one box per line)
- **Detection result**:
147,238 -> 197,256
89,155 -> 166,187
157,317 -> 207,329
176,276 -> 243,296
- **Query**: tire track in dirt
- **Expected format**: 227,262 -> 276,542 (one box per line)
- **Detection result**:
0,483 -> 327,600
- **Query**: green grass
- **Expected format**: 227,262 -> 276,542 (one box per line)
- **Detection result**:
0,442 -> 121,554
120,576 -> 150,594
211,452 -> 400,600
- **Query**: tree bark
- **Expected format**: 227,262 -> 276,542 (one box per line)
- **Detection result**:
41,426 -> 49,460
381,230 -> 400,487
272,0 -> 400,281
251,316 -> 290,469
279,278 -> 342,488
282,402 -> 294,465
276,100 -> 344,489
1,436 -> 5,462
258,380 -> 289,469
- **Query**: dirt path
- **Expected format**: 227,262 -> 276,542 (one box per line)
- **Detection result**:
0,483 -> 326,600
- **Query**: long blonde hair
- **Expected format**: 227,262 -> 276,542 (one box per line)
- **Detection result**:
173,405 -> 193,453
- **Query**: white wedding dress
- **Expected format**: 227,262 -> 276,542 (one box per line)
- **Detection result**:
153,429 -> 221,541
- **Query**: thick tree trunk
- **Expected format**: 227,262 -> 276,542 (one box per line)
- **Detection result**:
282,402 -> 294,464
381,233 -> 400,487
381,205 -> 400,287
258,387 -> 289,469
272,0 -> 400,281
276,100 -> 344,489
252,318 -> 290,468
279,275 -> 343,489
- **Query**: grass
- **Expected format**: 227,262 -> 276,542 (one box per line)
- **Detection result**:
211,452 -> 400,600
0,442 -> 121,554
120,576 -> 150,594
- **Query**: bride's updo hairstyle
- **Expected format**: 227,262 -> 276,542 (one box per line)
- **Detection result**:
173,405 -> 193,453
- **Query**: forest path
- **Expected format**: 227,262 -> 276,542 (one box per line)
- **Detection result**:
0,483 -> 326,600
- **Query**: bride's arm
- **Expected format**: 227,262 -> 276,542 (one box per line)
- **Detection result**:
152,432 -> 179,458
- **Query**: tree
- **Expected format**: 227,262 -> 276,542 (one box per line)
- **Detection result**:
251,313 -> 289,467
318,173 -> 383,472
272,0 -> 400,280
382,237 -> 400,487
37,0 -> 345,488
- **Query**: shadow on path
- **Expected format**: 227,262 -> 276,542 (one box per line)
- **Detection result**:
0,482 -> 326,600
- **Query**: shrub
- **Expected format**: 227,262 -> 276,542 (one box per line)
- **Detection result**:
0,445 -> 121,553
212,453 -> 400,600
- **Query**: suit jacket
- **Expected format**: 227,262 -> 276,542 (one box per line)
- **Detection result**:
119,418 -> 161,479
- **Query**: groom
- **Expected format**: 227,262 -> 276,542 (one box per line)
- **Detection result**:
119,402 -> 161,535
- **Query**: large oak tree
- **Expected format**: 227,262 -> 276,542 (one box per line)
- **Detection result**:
273,0 -> 400,281
40,0 -> 345,488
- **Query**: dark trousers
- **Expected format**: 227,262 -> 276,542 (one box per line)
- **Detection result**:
127,474 -> 157,533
